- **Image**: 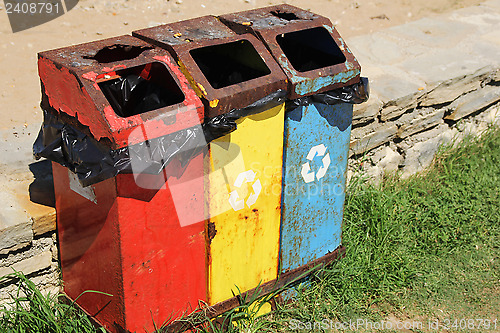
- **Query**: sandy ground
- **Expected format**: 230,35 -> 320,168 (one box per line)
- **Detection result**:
0,0 -> 484,131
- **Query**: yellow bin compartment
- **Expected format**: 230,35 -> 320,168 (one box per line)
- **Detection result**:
206,103 -> 285,305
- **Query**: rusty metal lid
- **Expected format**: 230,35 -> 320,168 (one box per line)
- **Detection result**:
38,35 -> 204,149
219,5 -> 361,100
133,16 -> 288,118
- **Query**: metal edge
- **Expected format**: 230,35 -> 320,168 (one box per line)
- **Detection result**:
161,245 -> 346,332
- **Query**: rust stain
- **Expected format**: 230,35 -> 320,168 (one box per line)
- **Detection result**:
133,15 -> 287,118
160,246 -> 346,333
188,234 -> 198,245
177,59 -> 205,98
134,259 -> 152,275
207,221 -> 217,243
219,5 -> 361,100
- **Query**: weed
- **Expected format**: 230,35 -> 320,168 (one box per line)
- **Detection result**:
0,270 -> 108,333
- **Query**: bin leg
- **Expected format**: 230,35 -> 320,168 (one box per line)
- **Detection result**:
280,102 -> 353,282
206,104 -> 285,305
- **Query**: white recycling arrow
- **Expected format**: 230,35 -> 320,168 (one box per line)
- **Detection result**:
228,170 -> 262,211
301,144 -> 331,183
246,179 -> 261,207
300,162 -> 315,183
316,153 -> 331,180
233,170 -> 256,188
306,144 -> 327,161
228,190 -> 245,211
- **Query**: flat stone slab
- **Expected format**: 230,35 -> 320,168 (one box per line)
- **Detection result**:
349,0 -> 500,120
397,108 -> 446,139
0,251 -> 52,278
0,126 -> 56,255
350,121 -> 398,155
446,84 -> 500,120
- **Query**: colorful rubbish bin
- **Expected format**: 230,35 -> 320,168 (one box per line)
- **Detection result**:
220,5 -> 367,280
133,16 -> 288,305
35,35 -> 208,333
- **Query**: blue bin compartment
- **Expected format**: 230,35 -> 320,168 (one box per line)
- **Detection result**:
219,4 -> 366,299
280,102 -> 353,272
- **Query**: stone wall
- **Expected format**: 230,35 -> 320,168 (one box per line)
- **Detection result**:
0,137 -> 59,301
346,0 -> 500,181
1,0 -> 500,304
349,67 -> 500,182
0,224 -> 59,303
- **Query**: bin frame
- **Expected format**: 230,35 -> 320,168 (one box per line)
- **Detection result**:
38,35 -> 203,149
133,15 -> 287,118
219,4 -> 363,297
38,6 -> 365,332
134,15 -> 291,306
40,35 -> 209,333
219,4 -> 361,99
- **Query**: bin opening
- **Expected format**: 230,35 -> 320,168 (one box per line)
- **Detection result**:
270,10 -> 301,21
84,44 -> 152,64
276,27 -> 346,73
98,62 -> 185,118
189,40 -> 271,89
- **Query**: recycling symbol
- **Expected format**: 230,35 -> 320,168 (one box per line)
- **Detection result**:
301,144 -> 331,183
228,170 -> 262,211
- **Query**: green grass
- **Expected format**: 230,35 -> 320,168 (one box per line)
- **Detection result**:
268,126 -> 500,332
1,127 -> 498,333
0,271 -> 107,333
182,127 -> 499,333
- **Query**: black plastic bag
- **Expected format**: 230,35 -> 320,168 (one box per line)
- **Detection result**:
285,77 -> 370,112
312,77 -> 369,105
203,89 -> 286,141
33,90 -> 287,186
100,74 -> 172,117
33,110 -> 208,186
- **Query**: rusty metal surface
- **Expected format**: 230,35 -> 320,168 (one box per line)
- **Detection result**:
54,160 -> 207,333
280,102 -> 352,276
38,35 -> 204,149
206,104 -> 285,305
133,16 -> 287,118
160,246 -> 346,333
133,16 -> 235,47
219,5 -> 361,99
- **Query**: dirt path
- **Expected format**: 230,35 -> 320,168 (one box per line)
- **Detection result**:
0,0 -> 484,130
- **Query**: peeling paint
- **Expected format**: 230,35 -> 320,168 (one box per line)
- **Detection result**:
134,15 -> 287,118
39,36 -> 204,149
207,222 -> 217,243
197,83 -> 208,97
220,6 -> 362,99
177,59 -> 205,99
153,55 -> 204,123
207,104 -> 285,305
294,69 -> 360,96
38,57 -> 111,142
281,103 -> 352,272
102,64 -> 127,72
82,71 -> 99,82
